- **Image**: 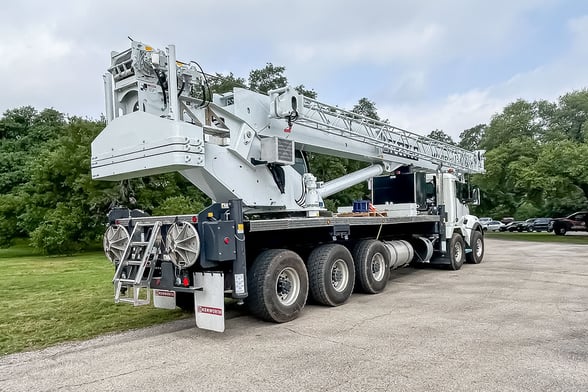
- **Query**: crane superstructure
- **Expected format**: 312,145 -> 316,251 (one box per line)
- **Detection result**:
92,41 -> 486,332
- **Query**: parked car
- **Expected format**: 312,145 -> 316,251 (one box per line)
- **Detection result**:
520,218 -> 537,232
531,218 -> 552,232
501,217 -> 514,225
479,217 -> 492,225
549,211 -> 588,235
508,221 -> 529,232
501,221 -> 522,232
482,220 -> 504,232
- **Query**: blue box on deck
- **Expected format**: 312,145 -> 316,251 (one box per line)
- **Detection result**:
352,200 -> 370,213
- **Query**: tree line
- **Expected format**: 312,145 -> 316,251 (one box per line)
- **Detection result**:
1,63 -> 586,253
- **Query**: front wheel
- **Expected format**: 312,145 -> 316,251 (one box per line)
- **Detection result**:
247,249 -> 309,323
448,233 -> 465,270
466,231 -> 484,264
555,226 -> 567,236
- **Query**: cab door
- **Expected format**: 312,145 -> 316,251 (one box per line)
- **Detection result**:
571,213 -> 587,230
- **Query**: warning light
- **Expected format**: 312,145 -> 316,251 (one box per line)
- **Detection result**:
224,237 -> 230,245
182,276 -> 190,287
207,212 -> 214,218
191,216 -> 198,223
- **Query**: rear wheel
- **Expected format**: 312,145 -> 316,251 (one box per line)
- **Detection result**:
555,225 -> 567,236
247,249 -> 309,323
308,244 -> 355,306
353,240 -> 391,293
448,233 -> 465,270
466,231 -> 484,264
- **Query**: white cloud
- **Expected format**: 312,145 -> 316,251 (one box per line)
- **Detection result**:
0,0 -> 583,138
379,14 -> 588,139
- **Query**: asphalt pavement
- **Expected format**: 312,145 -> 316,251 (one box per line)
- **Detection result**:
1,238 -> 587,391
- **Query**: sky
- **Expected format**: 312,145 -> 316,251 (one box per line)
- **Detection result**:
1,0 -> 587,140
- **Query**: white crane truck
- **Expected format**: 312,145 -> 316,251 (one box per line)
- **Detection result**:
92,41 -> 486,332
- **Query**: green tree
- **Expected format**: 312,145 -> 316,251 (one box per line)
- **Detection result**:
458,124 -> 485,150
426,129 -> 455,145
549,90 -> 588,142
480,100 -> 538,150
23,118 -> 115,253
351,98 -> 381,121
294,84 -> 317,99
208,72 -> 246,95
248,63 -> 287,94
472,137 -> 540,218
0,108 -> 67,246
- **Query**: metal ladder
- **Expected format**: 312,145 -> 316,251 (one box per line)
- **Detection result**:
113,221 -> 162,306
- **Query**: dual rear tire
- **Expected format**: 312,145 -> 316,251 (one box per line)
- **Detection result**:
247,241 -> 392,323
248,234 -> 482,323
308,244 -> 355,307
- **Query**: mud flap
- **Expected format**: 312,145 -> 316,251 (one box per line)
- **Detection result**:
194,272 -> 225,332
153,289 -> 176,309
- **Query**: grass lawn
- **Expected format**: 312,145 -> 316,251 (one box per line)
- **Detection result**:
485,231 -> 588,244
0,242 -> 188,356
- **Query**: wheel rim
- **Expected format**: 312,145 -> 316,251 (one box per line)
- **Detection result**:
453,241 -> 463,262
370,252 -> 386,281
475,238 -> 483,258
276,267 -> 300,306
331,259 -> 350,292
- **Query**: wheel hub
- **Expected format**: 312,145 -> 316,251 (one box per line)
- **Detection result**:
331,259 -> 349,292
276,267 -> 300,306
371,253 -> 385,281
475,238 -> 483,257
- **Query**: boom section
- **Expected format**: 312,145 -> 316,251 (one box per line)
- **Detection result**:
268,87 -> 485,174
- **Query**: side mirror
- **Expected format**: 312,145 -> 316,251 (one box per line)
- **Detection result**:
471,187 -> 481,206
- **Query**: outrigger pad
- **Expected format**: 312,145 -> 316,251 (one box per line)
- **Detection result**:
194,272 -> 225,332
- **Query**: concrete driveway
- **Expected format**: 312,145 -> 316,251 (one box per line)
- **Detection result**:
1,239 -> 587,391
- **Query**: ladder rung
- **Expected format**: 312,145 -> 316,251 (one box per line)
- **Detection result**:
125,260 -> 147,266
130,241 -> 150,247
116,278 -> 144,284
117,298 -> 151,306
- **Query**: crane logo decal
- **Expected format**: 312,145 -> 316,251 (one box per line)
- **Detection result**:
198,306 -> 223,316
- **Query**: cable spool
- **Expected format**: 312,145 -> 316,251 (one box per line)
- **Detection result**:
103,225 -> 130,263
166,222 -> 200,268
382,240 -> 414,270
